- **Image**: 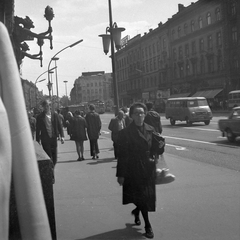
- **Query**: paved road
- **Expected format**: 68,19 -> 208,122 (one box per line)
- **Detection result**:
53,130 -> 240,240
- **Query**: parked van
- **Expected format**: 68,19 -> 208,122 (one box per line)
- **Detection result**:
165,97 -> 212,125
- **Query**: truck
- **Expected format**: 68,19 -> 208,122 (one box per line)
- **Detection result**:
218,106 -> 240,142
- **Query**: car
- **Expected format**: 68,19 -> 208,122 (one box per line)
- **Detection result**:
218,106 -> 240,142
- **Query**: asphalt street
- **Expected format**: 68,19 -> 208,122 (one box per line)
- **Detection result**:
53,128 -> 240,240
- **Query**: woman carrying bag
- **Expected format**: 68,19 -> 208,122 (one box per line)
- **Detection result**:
116,102 -> 165,239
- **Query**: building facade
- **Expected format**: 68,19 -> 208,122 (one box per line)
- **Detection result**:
115,0 -> 240,111
21,79 -> 44,111
70,71 -> 113,105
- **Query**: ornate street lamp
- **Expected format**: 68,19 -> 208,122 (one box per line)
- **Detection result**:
13,6 -> 55,68
99,0 -> 125,115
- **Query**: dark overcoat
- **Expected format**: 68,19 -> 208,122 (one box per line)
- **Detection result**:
144,110 -> 162,134
108,117 -> 125,142
85,111 -> 101,140
116,122 -> 156,211
36,111 -> 64,144
71,115 -> 88,142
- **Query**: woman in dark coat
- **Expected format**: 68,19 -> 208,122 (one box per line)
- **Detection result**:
71,110 -> 88,161
117,102 -> 158,239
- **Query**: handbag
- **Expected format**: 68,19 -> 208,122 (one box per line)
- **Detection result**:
155,154 -> 175,185
151,131 -> 165,155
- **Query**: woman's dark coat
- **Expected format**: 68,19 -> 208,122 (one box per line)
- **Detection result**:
116,122 -> 156,211
71,115 -> 88,142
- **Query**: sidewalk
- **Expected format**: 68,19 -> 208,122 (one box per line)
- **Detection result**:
53,132 -> 240,240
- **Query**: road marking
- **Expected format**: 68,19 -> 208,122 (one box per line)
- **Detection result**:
165,135 -> 239,148
183,127 -> 219,132
166,144 -> 187,150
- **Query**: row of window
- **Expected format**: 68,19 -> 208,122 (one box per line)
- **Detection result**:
173,31 -> 222,61
78,82 -> 103,87
171,7 -> 221,41
79,88 -> 103,94
118,75 -> 160,94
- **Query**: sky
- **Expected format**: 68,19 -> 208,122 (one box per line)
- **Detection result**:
15,0 -> 197,97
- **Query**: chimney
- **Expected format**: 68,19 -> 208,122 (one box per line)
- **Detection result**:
178,4 -> 184,12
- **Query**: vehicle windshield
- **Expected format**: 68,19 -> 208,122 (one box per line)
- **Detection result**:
232,109 -> 240,119
187,99 -> 208,107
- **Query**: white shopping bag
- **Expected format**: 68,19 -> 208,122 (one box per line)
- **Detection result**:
155,154 -> 175,185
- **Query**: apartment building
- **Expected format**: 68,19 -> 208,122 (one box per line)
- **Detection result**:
70,71 -> 112,104
115,0 -> 240,111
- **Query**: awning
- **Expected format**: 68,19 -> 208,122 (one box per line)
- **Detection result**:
191,89 -> 223,98
170,92 -> 191,98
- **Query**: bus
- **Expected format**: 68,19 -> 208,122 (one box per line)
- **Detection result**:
165,97 -> 212,126
60,104 -> 88,118
228,90 -> 240,109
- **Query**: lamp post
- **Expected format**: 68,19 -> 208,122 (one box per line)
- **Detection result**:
63,80 -> 68,106
99,0 -> 125,115
35,78 -> 46,108
52,57 -> 60,108
35,67 -> 56,107
48,70 -> 54,96
47,39 -> 83,98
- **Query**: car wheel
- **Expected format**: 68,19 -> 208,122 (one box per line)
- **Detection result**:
186,117 -> 192,126
226,129 -> 235,142
170,118 -> 175,126
204,120 -> 210,125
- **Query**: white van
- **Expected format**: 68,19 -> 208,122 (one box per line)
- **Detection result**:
165,97 -> 212,125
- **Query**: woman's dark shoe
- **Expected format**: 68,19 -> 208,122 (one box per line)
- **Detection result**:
81,157 -> 85,160
92,156 -> 96,159
131,209 -> 141,226
145,227 -> 154,239
96,155 -> 99,159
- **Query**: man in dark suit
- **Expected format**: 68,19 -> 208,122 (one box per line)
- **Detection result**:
108,110 -> 126,159
85,104 -> 102,159
36,99 -> 64,166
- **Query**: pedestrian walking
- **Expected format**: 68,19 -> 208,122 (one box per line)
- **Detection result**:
71,110 -> 88,161
57,108 -> 64,140
36,99 -> 64,167
57,109 -> 64,128
117,102 -> 163,239
108,110 -> 126,159
65,107 -> 73,138
85,104 -> 102,159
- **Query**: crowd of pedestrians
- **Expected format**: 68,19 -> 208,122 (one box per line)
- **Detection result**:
29,101 -> 103,165
29,99 -> 174,239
